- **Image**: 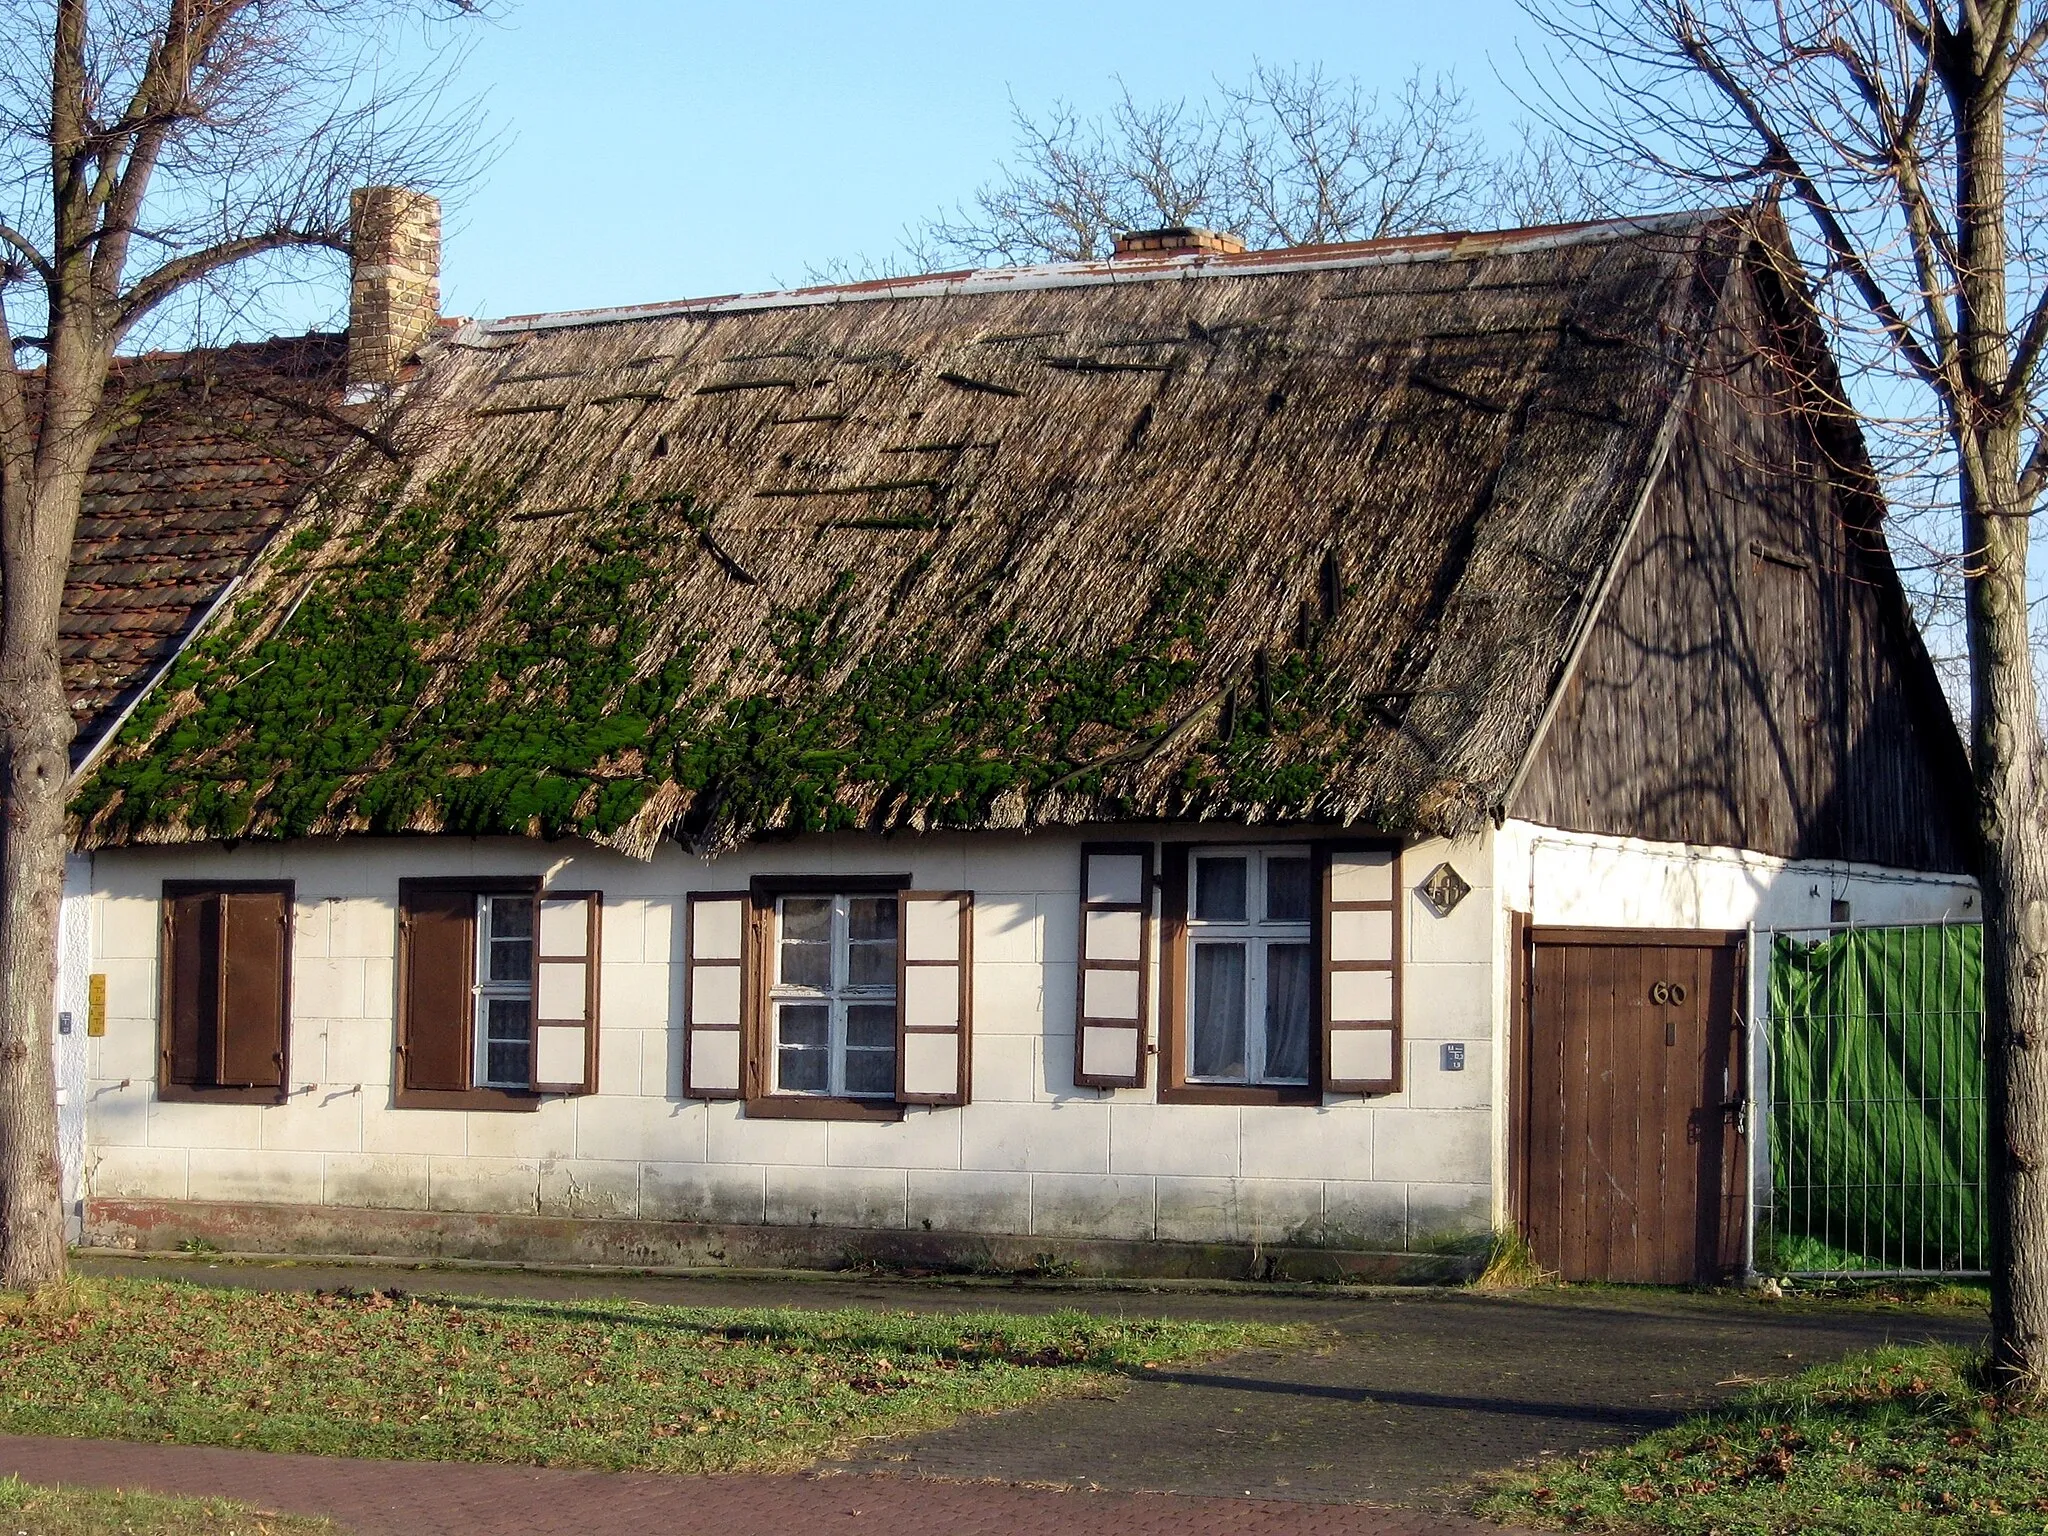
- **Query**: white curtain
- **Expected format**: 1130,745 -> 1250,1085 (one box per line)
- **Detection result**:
1265,942 -> 1313,1081
1191,941 -> 1247,1077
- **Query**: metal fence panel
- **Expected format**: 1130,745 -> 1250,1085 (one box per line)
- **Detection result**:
1756,922 -> 1986,1278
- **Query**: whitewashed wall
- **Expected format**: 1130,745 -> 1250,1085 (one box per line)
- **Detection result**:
1497,822 -> 1979,930
55,853 -> 92,1241
79,828 -> 1499,1253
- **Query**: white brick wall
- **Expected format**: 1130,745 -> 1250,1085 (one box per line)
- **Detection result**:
81,828 -> 1513,1252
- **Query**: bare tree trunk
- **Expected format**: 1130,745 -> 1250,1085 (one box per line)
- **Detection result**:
0,686 -> 73,1293
0,467 -> 83,1292
1949,59 -> 2048,1395
1972,488 -> 2048,1393
0,0 -> 480,1291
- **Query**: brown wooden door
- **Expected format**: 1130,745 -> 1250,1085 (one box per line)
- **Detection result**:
1518,929 -> 1746,1283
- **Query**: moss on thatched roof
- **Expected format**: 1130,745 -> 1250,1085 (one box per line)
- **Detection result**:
72,213 -> 1745,857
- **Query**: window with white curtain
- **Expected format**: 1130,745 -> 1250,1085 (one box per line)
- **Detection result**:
1186,847 -> 1314,1085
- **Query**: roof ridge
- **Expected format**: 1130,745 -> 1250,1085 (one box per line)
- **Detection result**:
475,208 -> 1740,338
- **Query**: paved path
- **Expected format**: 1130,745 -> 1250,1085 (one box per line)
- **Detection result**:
0,1436 -> 1497,1536
73,1254 -> 1989,1508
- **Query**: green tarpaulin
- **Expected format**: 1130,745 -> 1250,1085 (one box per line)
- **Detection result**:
1767,925 -> 1985,1273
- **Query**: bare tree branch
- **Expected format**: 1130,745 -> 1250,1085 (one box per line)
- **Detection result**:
870,64 -> 1619,273
116,225 -> 346,331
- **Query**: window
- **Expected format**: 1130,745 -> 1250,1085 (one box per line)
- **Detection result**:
772,893 -> 899,1098
1142,839 -> 1403,1103
1185,849 -> 1314,1085
396,880 -> 600,1107
475,895 -> 535,1088
683,880 -> 972,1116
158,882 -> 292,1103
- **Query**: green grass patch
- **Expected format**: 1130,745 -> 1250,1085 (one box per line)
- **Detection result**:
0,1279 -> 1294,1475
0,1475 -> 336,1535
1478,1343 -> 2048,1534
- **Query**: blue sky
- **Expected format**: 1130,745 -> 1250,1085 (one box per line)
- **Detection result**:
416,1 -> 1542,323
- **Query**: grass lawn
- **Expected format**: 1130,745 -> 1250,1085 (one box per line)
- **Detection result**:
0,1475 -> 335,1535
0,1278 -> 1295,1475
1478,1343 -> 2048,1534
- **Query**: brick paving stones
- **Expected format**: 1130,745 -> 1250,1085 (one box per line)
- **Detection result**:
0,1436 -> 1500,1536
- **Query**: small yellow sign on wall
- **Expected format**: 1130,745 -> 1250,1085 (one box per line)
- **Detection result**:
86,973 -> 106,1037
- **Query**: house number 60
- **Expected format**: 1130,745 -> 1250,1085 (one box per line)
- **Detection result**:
1649,980 -> 1688,1005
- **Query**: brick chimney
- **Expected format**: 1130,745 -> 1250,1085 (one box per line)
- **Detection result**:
1111,226 -> 1246,258
347,186 -> 440,390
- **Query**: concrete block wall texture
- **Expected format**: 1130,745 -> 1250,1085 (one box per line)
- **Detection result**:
78,827 -> 1514,1256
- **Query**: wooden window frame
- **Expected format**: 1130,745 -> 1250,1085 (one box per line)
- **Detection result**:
157,880 -> 294,1105
743,874 -> 911,1122
683,890 -> 749,1100
1322,837 -> 1404,1095
395,875 -> 543,1112
1507,907 -> 1533,1234
1073,841 -> 1154,1089
1159,843 -> 1322,1106
896,891 -> 973,1107
532,890 -> 602,1095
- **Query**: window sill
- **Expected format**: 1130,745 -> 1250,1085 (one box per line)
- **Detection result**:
156,1082 -> 288,1106
744,1095 -> 905,1122
394,1087 -> 543,1112
1158,1083 -> 1322,1106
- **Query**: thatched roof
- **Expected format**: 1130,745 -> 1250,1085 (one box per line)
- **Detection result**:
73,212 -> 1750,856
63,334 -> 354,761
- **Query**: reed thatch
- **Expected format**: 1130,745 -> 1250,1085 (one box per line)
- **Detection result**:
73,212 -> 1754,857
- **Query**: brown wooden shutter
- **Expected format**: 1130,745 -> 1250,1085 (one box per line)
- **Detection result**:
398,883 -> 476,1092
897,891 -> 971,1105
1074,842 -> 1152,1089
532,890 -> 601,1093
163,891 -> 220,1088
217,890 -> 289,1088
684,891 -> 747,1100
1323,841 -> 1401,1094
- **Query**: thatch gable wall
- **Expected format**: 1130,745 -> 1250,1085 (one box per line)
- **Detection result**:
73,218 -> 1742,856
1511,259 -> 1976,873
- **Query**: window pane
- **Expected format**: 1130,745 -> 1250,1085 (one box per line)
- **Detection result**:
778,1046 -> 829,1093
1264,943 -> 1314,1081
483,996 -> 530,1087
846,1003 -> 896,1049
847,941 -> 897,988
779,940 -> 831,989
488,897 -> 533,939
486,1040 -> 530,1085
1191,941 -> 1247,1079
1194,858 -> 1248,922
1266,857 -> 1313,924
489,937 -> 533,984
486,995 -> 530,1039
844,1048 -> 897,1097
848,896 -> 897,942
781,897 -> 833,942
776,1002 -> 829,1048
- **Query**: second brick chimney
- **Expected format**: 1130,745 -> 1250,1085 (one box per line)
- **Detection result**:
1112,226 -> 1246,259
347,186 -> 440,390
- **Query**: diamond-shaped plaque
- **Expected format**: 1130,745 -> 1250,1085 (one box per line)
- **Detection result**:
1419,861 -> 1471,916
